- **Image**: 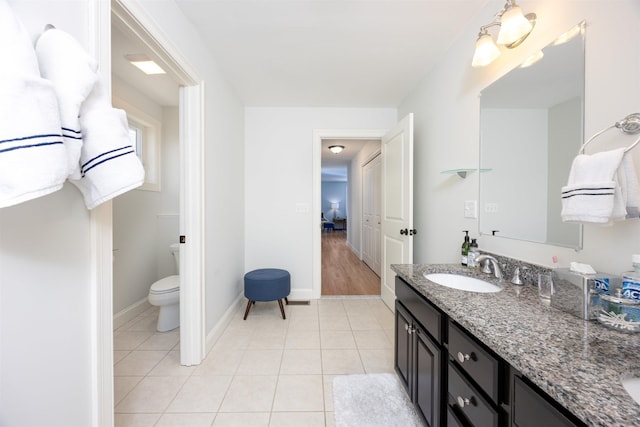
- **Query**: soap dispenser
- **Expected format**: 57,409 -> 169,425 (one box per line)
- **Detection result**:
461,231 -> 470,266
468,238 -> 479,268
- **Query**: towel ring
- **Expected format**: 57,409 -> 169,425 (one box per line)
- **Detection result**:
579,113 -> 640,154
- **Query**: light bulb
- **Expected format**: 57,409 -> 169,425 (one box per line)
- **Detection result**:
497,6 -> 532,45
472,33 -> 501,67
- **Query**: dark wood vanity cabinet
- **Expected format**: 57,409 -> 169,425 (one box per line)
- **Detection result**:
395,280 -> 444,427
395,276 -> 587,427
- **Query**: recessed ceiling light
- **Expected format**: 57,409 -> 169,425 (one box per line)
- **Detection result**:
125,53 -> 166,75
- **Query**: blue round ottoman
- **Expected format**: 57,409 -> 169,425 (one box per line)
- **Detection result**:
243,268 -> 290,320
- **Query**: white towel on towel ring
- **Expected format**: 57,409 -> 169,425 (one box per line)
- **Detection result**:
0,0 -> 67,208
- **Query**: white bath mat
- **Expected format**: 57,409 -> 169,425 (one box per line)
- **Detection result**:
333,373 -> 423,427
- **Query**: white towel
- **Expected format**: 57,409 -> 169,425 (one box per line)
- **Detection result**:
70,79 -> 145,209
619,152 -> 640,219
35,26 -> 99,179
0,0 -> 67,208
561,148 -> 625,224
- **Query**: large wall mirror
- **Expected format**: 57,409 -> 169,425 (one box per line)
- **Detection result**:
479,22 -> 585,249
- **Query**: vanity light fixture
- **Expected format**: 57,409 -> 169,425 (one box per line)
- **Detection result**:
328,145 -> 345,154
125,53 -> 166,75
471,0 -> 537,68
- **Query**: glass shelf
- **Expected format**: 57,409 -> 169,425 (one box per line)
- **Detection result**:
440,168 -> 492,178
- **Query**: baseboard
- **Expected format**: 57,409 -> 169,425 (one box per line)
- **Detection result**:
113,297 -> 152,330
204,291 -> 245,355
289,288 -> 315,301
347,241 -> 360,258
380,282 -> 396,312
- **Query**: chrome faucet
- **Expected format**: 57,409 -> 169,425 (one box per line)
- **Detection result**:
476,254 -> 502,280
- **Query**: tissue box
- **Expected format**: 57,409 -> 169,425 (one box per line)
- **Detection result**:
550,268 -> 620,320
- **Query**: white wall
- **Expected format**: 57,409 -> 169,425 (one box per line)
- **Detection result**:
112,77 -> 180,315
245,108 -> 396,298
0,2 -> 96,425
399,0 -> 640,274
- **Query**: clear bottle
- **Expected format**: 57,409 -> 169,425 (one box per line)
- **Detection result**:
467,238 -> 479,268
461,231 -> 470,266
622,254 -> 640,301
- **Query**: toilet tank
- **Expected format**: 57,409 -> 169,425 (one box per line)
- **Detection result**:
170,243 -> 180,274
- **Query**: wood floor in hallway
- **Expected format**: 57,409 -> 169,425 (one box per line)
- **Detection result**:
321,231 -> 380,296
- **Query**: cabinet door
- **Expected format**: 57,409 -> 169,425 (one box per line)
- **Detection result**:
513,375 -> 581,427
415,325 -> 442,427
395,302 -> 412,393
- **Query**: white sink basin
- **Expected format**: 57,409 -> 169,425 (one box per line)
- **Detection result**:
621,374 -> 640,405
423,273 -> 502,293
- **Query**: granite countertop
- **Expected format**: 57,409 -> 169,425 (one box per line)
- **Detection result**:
391,263 -> 640,427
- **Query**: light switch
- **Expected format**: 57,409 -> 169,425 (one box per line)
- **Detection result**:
464,200 -> 478,219
295,202 -> 310,213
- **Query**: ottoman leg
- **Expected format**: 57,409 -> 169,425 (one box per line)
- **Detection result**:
284,297 -> 289,305
277,299 -> 286,320
243,300 -> 254,320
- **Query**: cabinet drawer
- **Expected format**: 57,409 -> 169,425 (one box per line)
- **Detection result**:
513,375 -> 581,427
396,276 -> 443,342
449,362 -> 498,427
448,321 -> 499,403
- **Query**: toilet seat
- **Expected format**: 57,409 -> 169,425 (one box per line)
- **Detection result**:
149,275 -> 180,294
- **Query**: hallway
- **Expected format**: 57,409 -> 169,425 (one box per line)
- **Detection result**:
321,231 -> 380,296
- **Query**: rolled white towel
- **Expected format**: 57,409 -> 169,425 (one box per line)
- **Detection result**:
35,26 -> 99,179
0,0 -> 67,208
70,79 -> 145,209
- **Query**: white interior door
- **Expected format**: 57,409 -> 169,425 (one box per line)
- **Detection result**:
362,154 -> 382,276
380,113 -> 414,309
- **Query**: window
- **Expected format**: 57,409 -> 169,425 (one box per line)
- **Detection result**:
113,97 -> 161,192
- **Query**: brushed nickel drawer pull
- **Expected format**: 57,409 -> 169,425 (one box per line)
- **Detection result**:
457,351 -> 474,363
457,396 -> 475,408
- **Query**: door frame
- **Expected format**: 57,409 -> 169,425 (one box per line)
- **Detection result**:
90,1 -> 205,424
312,129 -> 387,299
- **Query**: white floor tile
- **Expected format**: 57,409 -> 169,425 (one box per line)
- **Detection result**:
114,413 -> 160,427
155,413 -> 216,427
268,411 -> 326,427
112,296 -> 394,426
279,349 -> 322,375
115,350 -> 168,377
284,329 -> 321,349
320,330 -> 356,349
115,376 -> 188,413
149,350 -> 196,376
272,375 -> 324,412
236,349 -> 283,375
219,375 -> 278,412
212,412 -> 270,427
166,375 -> 233,413
321,349 -> 365,375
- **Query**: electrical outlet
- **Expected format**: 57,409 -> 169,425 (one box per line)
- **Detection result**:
485,203 -> 498,213
464,200 -> 478,219
295,202 -> 310,213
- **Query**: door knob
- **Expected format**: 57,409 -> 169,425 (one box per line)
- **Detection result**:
409,229 -> 417,235
400,228 -> 408,235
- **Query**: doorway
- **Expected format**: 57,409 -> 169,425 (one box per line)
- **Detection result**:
110,0 -> 205,367
315,133 -> 383,297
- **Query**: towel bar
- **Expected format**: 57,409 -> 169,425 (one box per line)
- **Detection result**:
579,113 -> 640,154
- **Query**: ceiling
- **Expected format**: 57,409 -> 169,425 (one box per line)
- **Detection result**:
111,1 -> 491,177
170,0 -> 490,108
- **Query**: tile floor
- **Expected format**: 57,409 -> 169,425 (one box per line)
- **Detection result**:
113,297 -> 395,427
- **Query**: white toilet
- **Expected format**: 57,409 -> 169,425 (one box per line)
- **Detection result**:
148,243 -> 180,332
